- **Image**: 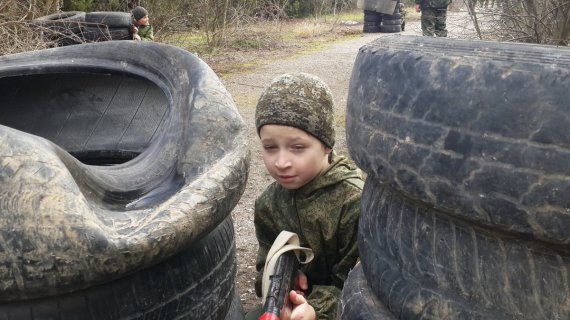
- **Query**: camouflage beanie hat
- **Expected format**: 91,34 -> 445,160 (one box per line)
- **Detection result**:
132,6 -> 148,21
255,72 -> 336,148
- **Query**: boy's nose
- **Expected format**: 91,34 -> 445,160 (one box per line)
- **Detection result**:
274,152 -> 291,169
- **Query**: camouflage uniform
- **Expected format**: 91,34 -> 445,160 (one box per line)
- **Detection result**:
131,6 -> 154,41
416,0 -> 452,37
254,153 -> 363,319
137,25 -> 154,41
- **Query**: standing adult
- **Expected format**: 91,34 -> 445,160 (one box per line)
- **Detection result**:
415,0 -> 452,37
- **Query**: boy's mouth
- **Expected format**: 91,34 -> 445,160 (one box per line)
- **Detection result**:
278,175 -> 295,181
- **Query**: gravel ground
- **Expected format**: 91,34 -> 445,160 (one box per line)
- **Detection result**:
221,11 -> 473,312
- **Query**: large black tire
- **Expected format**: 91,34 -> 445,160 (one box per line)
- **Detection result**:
347,35 -> 570,245
337,264 -> 397,320
358,177 -> 570,320
85,11 -> 132,28
0,41 -> 249,302
81,25 -> 131,41
0,217 -> 238,319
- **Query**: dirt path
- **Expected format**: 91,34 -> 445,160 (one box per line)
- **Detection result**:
222,12 -> 471,312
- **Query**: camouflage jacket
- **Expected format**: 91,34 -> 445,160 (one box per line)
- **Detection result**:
137,25 -> 154,41
415,0 -> 452,8
254,153 -> 363,319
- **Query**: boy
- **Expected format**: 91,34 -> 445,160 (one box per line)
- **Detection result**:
249,73 -> 363,319
131,6 -> 154,41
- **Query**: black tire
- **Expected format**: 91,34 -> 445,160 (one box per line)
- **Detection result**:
30,11 -> 86,37
364,21 -> 380,27
379,24 -> 401,33
0,217 -> 237,319
0,41 -> 249,302
224,291 -> 245,320
359,177 -> 570,320
337,264 -> 397,320
346,35 -> 570,245
383,13 -> 402,19
81,25 -> 131,41
85,11 -> 132,28
363,25 -> 381,33
364,13 -> 382,23
382,19 -> 403,25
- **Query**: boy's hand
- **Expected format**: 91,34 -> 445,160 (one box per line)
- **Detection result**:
289,290 -> 316,320
415,4 -> 421,12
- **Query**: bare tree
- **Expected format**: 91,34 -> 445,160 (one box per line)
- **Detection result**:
464,0 -> 570,44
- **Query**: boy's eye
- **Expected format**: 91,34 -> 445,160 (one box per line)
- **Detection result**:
291,145 -> 305,150
263,145 -> 277,150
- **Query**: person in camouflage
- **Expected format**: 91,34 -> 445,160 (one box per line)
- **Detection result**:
246,73 -> 363,320
415,0 -> 452,37
131,6 -> 154,41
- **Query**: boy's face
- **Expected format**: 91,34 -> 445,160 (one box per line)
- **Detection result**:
135,15 -> 149,26
260,124 -> 331,190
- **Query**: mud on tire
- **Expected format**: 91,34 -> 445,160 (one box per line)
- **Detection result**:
358,178 -> 570,320
0,218 -> 240,320
347,35 -> 570,245
0,41 -> 250,315
337,263 -> 397,320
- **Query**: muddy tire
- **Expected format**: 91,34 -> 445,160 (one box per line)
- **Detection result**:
347,35 -> 570,245
0,41 -> 249,303
358,177 -> 570,320
337,264 -> 397,320
0,218 -> 239,319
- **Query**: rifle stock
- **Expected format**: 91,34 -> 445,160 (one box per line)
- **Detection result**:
259,251 -> 298,320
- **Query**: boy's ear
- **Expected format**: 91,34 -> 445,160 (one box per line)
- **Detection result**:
324,146 -> 332,155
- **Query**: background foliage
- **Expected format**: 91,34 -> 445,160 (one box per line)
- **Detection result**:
1,0 -> 569,57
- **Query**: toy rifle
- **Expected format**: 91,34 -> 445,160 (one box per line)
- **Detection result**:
258,251 -> 298,320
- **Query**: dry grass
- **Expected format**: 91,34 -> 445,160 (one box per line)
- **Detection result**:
2,3 -> 363,72
204,16 -> 363,76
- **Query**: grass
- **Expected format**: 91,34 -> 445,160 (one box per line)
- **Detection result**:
158,9 -> 365,77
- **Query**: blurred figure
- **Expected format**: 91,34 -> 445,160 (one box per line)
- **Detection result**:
131,6 -> 153,41
415,0 -> 452,37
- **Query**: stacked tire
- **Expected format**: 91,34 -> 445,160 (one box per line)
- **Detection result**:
30,11 -> 87,46
380,0 -> 404,33
363,10 -> 382,33
0,41 -> 249,319
362,1 -> 405,34
32,11 -> 133,46
339,35 -> 570,319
